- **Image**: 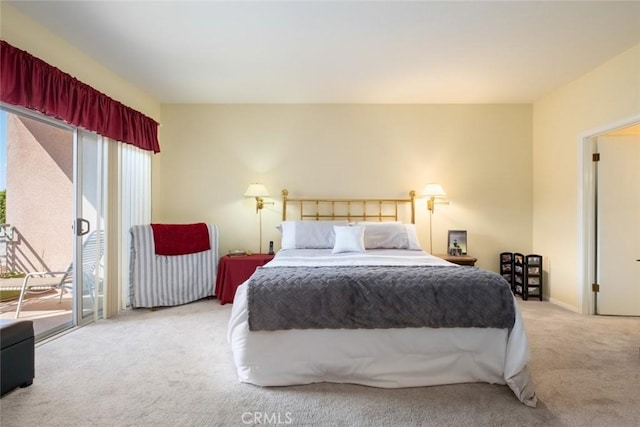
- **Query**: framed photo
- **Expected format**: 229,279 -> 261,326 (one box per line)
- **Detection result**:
527,256 -> 541,266
447,230 -> 467,255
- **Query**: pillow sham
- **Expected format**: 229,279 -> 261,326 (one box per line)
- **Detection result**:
351,221 -> 401,225
358,222 -> 422,250
403,224 -> 422,250
332,225 -> 366,253
280,220 -> 349,249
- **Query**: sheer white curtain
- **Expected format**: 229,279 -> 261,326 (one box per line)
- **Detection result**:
118,142 -> 151,310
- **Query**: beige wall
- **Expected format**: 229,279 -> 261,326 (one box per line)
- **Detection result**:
532,43 -> 640,311
154,104 -> 533,272
0,4 -> 161,123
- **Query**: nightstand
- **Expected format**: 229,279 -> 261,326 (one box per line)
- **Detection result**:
215,254 -> 274,304
435,254 -> 477,266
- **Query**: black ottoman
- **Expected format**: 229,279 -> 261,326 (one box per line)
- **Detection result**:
0,319 -> 34,396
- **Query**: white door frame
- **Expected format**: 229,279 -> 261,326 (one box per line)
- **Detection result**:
577,113 -> 640,315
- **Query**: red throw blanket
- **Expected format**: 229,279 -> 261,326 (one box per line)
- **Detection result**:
150,223 -> 211,256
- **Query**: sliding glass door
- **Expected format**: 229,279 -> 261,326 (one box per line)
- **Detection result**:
0,107 -> 74,336
74,130 -> 106,324
1,105 -> 106,336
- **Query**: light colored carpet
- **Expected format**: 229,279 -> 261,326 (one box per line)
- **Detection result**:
1,298 -> 638,426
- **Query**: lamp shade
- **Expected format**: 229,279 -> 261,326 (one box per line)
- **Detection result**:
244,183 -> 269,198
422,183 -> 447,198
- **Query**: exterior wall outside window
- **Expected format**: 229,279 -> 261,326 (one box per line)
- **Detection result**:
6,114 -> 72,273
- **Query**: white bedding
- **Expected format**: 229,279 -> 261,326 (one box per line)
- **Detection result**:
228,249 -> 537,407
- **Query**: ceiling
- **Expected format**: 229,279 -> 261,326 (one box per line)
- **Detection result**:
7,1 -> 640,104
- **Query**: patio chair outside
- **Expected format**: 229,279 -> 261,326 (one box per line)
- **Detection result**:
0,230 -> 104,318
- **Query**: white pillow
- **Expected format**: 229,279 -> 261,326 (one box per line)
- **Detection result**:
360,223 -> 422,250
280,220 -> 349,249
403,224 -> 422,250
332,225 -> 366,253
352,221 -> 401,225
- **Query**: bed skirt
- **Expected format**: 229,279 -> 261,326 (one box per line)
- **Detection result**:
228,282 -> 537,407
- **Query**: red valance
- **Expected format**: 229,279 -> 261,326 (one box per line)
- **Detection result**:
0,40 -> 160,153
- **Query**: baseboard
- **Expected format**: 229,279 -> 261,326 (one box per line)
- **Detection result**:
548,297 -> 580,313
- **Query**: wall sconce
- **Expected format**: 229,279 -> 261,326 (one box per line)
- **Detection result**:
244,183 -> 274,254
244,183 -> 271,213
422,183 -> 449,254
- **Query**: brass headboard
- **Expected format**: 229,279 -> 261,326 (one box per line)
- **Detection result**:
281,189 -> 416,224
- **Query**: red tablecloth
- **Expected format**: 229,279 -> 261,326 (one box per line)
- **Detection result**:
215,254 -> 274,304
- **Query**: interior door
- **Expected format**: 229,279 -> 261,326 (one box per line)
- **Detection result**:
74,130 -> 106,324
596,134 -> 640,316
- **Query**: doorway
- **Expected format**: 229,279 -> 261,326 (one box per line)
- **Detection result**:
579,117 -> 640,316
0,106 -> 106,339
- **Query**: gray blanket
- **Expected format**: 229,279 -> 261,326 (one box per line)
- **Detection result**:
247,265 -> 515,331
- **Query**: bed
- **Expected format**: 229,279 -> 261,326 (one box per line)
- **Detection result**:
228,190 -> 537,407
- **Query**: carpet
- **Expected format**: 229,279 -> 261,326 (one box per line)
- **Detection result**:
0,298 -> 638,426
